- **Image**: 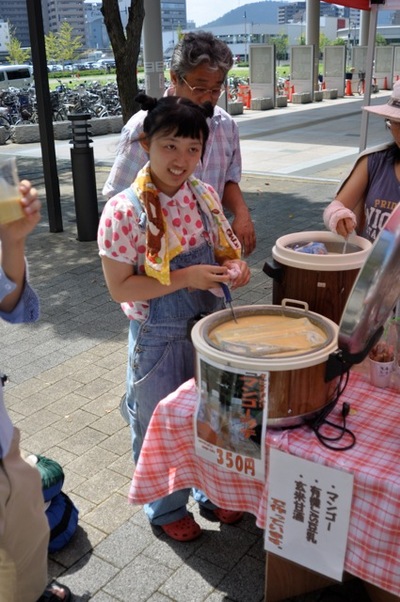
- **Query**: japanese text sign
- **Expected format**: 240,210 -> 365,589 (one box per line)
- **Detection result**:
265,448 -> 354,580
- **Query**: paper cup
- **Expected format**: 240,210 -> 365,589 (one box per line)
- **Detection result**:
0,157 -> 23,225
369,358 -> 394,388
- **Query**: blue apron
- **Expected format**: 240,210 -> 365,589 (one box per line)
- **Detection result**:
125,187 -> 224,525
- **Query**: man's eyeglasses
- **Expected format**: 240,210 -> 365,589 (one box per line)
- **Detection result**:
182,77 -> 224,99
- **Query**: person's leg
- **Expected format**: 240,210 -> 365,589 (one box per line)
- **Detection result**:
0,428 -> 49,602
192,489 -> 244,524
127,332 -> 194,529
144,490 -> 191,526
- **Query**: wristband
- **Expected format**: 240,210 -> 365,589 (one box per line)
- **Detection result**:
323,200 -> 357,234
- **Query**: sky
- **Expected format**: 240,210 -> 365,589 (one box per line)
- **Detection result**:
186,0 -> 247,28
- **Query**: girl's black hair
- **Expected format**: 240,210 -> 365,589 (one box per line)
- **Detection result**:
135,93 -> 213,157
387,140 -> 400,162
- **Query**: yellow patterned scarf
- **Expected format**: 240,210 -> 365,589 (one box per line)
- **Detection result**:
132,164 -> 241,285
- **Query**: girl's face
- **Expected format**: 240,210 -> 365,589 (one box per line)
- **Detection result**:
142,130 -> 203,197
388,119 -> 400,147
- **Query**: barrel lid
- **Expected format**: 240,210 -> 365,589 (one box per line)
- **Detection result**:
272,231 -> 371,271
192,303 -> 339,371
208,310 -> 330,358
338,205 -> 400,361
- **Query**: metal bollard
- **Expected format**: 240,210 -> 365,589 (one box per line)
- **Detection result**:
68,113 -> 99,241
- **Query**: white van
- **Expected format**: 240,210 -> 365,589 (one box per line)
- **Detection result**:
0,65 -> 33,90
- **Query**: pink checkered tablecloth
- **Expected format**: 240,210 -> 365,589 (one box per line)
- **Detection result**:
128,371 -> 400,596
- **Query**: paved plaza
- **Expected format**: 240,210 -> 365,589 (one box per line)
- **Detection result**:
0,92 -> 392,601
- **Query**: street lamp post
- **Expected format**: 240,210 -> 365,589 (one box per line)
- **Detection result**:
244,11 -> 247,63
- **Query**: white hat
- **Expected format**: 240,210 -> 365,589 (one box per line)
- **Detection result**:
364,81 -> 400,121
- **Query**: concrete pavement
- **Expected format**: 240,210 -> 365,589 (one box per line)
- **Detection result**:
0,92 -> 389,601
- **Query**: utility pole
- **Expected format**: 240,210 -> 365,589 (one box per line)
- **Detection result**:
26,0 -> 63,232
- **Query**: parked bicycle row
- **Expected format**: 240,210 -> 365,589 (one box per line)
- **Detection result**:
0,80 -> 124,141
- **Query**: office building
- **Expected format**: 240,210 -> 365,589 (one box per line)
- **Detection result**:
0,0 -> 30,47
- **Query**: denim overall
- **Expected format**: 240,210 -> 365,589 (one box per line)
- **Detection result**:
125,188 -> 224,525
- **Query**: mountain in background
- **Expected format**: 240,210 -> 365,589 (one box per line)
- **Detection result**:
199,1 -> 280,28
196,0 -> 394,28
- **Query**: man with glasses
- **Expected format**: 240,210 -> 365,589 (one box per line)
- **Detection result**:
103,30 -> 256,256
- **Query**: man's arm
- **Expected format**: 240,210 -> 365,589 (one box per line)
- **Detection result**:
221,181 -> 256,256
102,113 -> 148,199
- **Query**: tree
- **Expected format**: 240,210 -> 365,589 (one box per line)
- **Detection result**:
56,22 -> 83,66
6,33 -> 30,64
319,33 -> 331,52
272,34 -> 288,62
45,31 -> 58,64
375,33 -> 388,46
101,0 -> 145,124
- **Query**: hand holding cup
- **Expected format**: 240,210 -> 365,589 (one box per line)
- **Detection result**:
0,157 -> 25,225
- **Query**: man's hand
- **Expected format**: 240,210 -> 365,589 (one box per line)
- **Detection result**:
221,182 -> 256,256
231,211 -> 256,256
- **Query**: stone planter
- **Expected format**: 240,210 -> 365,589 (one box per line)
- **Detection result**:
13,123 -> 41,144
228,102 -> 244,115
250,97 -> 273,111
291,92 -> 312,104
322,89 -> 338,100
275,96 -> 288,108
90,117 -> 110,136
53,121 -> 71,140
107,115 -> 123,134
0,126 -> 8,145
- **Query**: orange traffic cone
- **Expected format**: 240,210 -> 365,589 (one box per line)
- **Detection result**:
288,84 -> 294,102
246,87 -> 252,108
284,79 -> 290,97
345,79 -> 353,96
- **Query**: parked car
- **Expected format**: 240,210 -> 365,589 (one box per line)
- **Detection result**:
0,65 -> 33,90
93,59 -> 115,70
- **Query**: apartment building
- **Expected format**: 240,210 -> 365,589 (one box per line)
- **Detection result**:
46,0 -> 86,39
0,0 -> 30,47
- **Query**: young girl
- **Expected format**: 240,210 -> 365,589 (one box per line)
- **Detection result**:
323,82 -> 400,243
98,94 -> 250,541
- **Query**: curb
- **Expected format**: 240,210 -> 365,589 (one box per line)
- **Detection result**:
2,115 -> 124,145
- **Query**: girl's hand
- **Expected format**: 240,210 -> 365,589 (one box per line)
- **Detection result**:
0,180 -> 41,243
336,216 -> 355,238
185,263 -> 231,291
222,259 -> 250,289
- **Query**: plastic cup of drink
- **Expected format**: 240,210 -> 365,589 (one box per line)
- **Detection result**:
0,157 -> 23,225
369,358 -> 394,388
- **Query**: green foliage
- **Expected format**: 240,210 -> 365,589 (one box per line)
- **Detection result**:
319,33 -> 331,50
45,22 -> 83,65
272,34 -> 288,61
332,38 -> 346,46
45,32 -> 58,61
6,34 -> 30,64
375,33 -> 388,46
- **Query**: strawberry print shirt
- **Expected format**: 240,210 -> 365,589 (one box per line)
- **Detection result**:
98,180 -> 217,320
